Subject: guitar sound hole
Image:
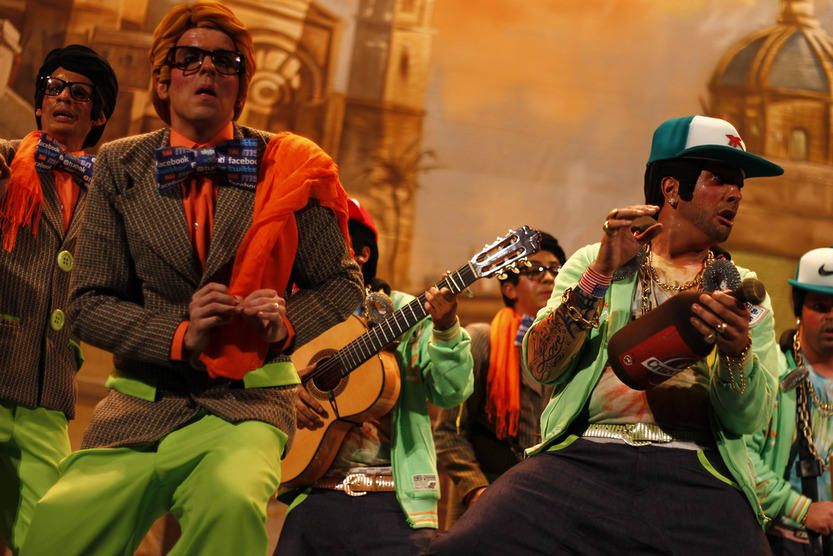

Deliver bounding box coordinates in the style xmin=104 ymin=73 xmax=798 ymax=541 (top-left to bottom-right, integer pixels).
xmin=307 ymin=352 xmax=347 ymax=397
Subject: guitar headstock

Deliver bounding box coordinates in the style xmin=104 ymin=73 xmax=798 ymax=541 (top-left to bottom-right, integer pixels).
xmin=471 ymin=226 xmax=541 ymax=279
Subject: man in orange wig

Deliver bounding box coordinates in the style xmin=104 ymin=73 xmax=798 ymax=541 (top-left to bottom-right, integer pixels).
xmin=21 ymin=2 xmax=362 ymax=555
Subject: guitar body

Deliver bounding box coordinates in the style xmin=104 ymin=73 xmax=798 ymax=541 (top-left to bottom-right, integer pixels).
xmin=282 ymin=315 xmax=401 ymax=487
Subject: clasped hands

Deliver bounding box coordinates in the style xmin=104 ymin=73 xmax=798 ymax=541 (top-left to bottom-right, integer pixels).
xmin=183 ymin=282 xmax=287 ymax=354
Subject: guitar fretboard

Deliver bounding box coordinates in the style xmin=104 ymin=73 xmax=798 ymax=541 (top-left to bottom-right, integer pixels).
xmin=334 ymin=262 xmax=478 ymax=374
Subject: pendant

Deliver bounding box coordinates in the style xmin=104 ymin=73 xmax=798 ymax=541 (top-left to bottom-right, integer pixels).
xmin=781 ymin=365 xmax=809 ymax=392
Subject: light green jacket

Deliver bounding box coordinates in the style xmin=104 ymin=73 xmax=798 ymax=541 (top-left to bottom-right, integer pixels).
xmin=521 ymin=243 xmax=780 ymax=526
xmin=745 ymin=348 xmax=813 ymax=528
xmin=284 ymin=290 xmax=474 ymax=529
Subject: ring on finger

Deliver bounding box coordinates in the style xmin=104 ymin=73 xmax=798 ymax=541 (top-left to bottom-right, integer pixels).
xmin=602 ymin=221 xmax=616 ymax=236
xmin=715 ymin=322 xmax=728 ymax=336
xmin=273 ymin=302 xmax=280 ymax=311
xmin=606 ymin=208 xmax=619 ymax=220
xmin=704 ymin=331 xmax=717 ymax=344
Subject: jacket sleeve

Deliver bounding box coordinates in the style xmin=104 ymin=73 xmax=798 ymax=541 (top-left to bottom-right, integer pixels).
xmin=395 ymin=291 xmax=473 ymax=409
xmin=745 ymin=385 xmax=811 ymax=528
xmin=68 ymin=143 xmax=184 ymax=366
xmin=283 ymin=202 xmax=364 ymax=351
xmin=434 ymin=322 xmax=490 ymax=500
xmin=709 ymin=270 xmax=778 ymax=435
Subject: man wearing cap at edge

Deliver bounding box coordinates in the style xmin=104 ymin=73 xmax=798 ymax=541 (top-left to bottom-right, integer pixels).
xmin=0 ymin=45 xmax=117 ymax=554
xmin=20 ymin=2 xmax=363 ymax=555
xmin=746 ymin=247 xmax=833 ymax=555
xmin=427 ymin=115 xmax=782 ymax=554
xmin=277 ymin=198 xmax=473 ymax=554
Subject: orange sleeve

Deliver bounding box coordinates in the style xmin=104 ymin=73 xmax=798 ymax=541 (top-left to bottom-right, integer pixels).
xmin=170 ymin=320 xmax=190 ymax=361
xmin=276 ymin=316 xmax=295 ymax=353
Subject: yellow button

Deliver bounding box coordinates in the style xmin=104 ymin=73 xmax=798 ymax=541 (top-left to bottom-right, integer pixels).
xmin=57 ymin=250 xmax=73 ymax=272
xmin=50 ymin=309 xmax=65 ymax=331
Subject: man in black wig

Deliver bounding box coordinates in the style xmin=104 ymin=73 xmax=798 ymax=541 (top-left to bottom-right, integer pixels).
xmin=0 ymin=44 xmax=117 ymax=554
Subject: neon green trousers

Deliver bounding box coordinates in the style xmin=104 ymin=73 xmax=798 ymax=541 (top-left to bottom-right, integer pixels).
xmin=0 ymin=401 xmax=70 ymax=555
xmin=21 ymin=413 xmax=286 ymax=556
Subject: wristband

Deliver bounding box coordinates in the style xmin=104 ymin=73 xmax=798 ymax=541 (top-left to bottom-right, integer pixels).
xmin=578 ymin=267 xmax=612 ymax=298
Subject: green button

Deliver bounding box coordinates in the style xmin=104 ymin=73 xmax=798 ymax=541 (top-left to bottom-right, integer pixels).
xmin=50 ymin=309 xmax=65 ymax=331
xmin=57 ymin=250 xmax=73 ymax=272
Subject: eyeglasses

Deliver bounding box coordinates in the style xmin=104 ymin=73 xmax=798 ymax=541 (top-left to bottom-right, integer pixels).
xmin=40 ymin=76 xmax=95 ymax=102
xmin=167 ymin=46 xmax=244 ymax=76
xmin=519 ymin=262 xmax=560 ymax=280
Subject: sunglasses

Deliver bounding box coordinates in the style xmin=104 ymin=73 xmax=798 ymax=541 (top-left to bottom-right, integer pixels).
xmin=167 ymin=46 xmax=244 ymax=76
xmin=41 ymin=76 xmax=95 ymax=102
xmin=519 ymin=262 xmax=561 ymax=280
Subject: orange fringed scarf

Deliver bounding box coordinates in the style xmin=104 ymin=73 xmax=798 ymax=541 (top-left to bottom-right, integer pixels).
xmin=485 ymin=307 xmax=524 ymax=439
xmin=0 ymin=131 xmax=44 ymax=251
xmin=199 ymin=132 xmax=350 ymax=379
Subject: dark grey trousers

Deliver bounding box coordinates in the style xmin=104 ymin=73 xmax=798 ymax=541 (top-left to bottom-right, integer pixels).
xmin=276 ymin=490 xmax=434 ymax=555
xmin=426 ymin=437 xmax=771 ymax=555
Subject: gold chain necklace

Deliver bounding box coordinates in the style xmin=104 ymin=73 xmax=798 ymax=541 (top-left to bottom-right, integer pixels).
xmin=639 ymin=246 xmax=713 ymax=316
xmin=795 ymin=329 xmax=833 ymax=415
xmin=794 ymin=327 xmax=832 ymax=470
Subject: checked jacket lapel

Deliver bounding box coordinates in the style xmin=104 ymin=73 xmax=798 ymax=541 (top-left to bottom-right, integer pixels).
xmin=121 ymin=128 xmax=202 ymax=287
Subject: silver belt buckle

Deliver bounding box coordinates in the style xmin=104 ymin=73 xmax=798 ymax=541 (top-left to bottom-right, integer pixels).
xmin=340 ymin=473 xmax=368 ymax=497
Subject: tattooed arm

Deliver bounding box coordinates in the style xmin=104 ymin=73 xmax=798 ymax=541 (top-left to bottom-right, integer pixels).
xmin=526 ymin=288 xmax=603 ymax=383
xmin=524 ymin=204 xmax=661 ymax=384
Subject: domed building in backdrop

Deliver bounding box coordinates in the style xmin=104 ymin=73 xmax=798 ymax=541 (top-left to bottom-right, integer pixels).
xmin=708 ymin=0 xmax=833 ymax=259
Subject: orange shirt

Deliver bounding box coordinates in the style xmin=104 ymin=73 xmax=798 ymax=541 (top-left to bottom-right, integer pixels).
xmin=168 ymin=124 xmax=294 ymax=361
xmin=53 ymin=147 xmax=86 ymax=231
xmin=169 ymin=124 xmax=233 ymax=361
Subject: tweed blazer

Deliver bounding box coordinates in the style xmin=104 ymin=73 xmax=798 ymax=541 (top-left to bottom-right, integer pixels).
xmin=0 ymin=138 xmax=86 ymax=418
xmin=69 ymin=125 xmax=363 ymax=449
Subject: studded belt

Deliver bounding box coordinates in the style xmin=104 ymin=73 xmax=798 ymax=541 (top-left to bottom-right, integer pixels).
xmin=315 ymin=473 xmax=396 ymax=496
xmin=581 ymin=423 xmax=713 ymax=448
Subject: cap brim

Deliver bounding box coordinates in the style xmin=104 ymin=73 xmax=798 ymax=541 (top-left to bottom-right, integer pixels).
xmin=679 ymin=146 xmax=783 ymax=178
xmin=788 ymin=279 xmax=833 ymax=297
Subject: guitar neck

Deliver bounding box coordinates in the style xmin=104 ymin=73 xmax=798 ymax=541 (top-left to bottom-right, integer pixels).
xmin=336 ymin=262 xmax=478 ymax=374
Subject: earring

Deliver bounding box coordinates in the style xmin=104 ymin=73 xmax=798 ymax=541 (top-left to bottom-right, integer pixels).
xmin=668 ymin=198 xmax=678 ymax=208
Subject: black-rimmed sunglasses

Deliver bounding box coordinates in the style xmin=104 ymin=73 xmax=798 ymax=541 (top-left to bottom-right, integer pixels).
xmin=167 ymin=46 xmax=244 ymax=75
xmin=40 ymin=76 xmax=95 ymax=102
xmin=519 ymin=262 xmax=561 ymax=280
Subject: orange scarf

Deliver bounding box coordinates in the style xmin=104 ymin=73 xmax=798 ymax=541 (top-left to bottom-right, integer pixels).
xmin=1 ymin=131 xmax=43 ymax=251
xmin=486 ymin=307 xmax=523 ymax=439
xmin=199 ymin=132 xmax=350 ymax=379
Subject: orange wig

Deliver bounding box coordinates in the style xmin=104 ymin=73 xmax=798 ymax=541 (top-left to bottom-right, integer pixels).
xmin=149 ymin=0 xmax=255 ymax=123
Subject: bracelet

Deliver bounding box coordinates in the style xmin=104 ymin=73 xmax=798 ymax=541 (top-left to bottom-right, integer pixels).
xmin=561 ymin=288 xmax=601 ymax=330
xmin=719 ymin=337 xmax=751 ymax=395
xmin=800 ymin=507 xmax=809 ymax=527
xmin=578 ymin=268 xmax=612 ymax=299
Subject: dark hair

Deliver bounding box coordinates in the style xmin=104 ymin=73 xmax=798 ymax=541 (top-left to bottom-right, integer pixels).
xmin=643 ymin=158 xmax=702 ymax=210
xmin=35 ymin=45 xmax=119 ymax=148
xmin=499 ymin=231 xmax=566 ymax=307
xmin=792 ymin=287 xmax=806 ymax=318
xmin=348 ymin=220 xmax=378 ymax=287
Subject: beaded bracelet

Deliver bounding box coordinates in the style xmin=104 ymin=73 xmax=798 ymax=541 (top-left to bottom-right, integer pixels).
xmin=720 ymin=338 xmax=751 ymax=395
xmin=561 ymin=288 xmax=601 ymax=330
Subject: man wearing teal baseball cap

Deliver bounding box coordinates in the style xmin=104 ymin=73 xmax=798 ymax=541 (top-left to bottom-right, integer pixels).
xmin=747 ymin=247 xmax=833 ymax=556
xmin=427 ymin=115 xmax=783 ymax=555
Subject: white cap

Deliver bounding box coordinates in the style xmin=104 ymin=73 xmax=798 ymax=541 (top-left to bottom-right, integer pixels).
xmin=789 ymin=247 xmax=833 ymax=296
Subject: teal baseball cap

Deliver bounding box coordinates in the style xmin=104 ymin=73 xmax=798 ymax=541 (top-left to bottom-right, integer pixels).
xmin=788 ymin=247 xmax=833 ymax=296
xmin=647 ymin=115 xmax=783 ymax=178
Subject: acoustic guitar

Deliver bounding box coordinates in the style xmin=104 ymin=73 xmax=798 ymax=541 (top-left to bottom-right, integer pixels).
xmin=282 ymin=226 xmax=541 ymax=487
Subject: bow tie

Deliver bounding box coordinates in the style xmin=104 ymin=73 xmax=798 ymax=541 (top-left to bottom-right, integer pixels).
xmin=155 ymin=139 xmax=258 ymax=192
xmin=34 ymin=134 xmax=95 ymax=188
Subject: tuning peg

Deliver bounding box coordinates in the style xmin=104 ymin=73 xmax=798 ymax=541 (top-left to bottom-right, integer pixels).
xmin=496 ymin=272 xmax=507 ymax=280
